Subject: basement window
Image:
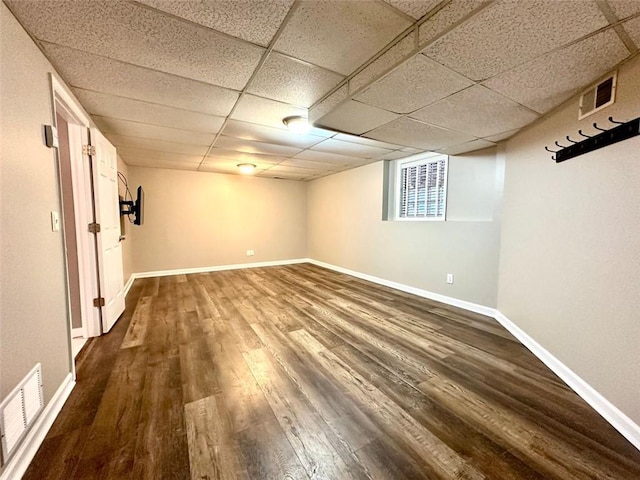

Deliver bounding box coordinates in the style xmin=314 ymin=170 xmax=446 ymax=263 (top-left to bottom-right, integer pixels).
xmin=392 ymin=154 xmax=448 ymax=221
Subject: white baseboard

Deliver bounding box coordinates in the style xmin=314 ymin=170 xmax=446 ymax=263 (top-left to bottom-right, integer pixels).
xmin=0 ymin=373 xmax=75 ymax=480
xmin=493 ymin=311 xmax=640 ymax=451
xmin=133 ymin=258 xmax=309 ymax=279
xmin=308 ymin=258 xmax=640 ymax=452
xmin=307 ymin=259 xmax=495 ymax=317
xmin=123 ymin=274 xmax=135 ymax=297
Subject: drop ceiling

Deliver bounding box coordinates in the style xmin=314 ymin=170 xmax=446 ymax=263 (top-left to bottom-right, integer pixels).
xmin=5 ymin=0 xmax=640 ymax=181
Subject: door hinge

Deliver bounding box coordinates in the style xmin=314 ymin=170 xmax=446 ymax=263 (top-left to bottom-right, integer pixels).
xmin=93 ymin=297 xmax=105 ymax=308
xmin=88 ymin=222 xmax=101 ymax=234
xmin=83 ymin=144 xmax=96 ymax=156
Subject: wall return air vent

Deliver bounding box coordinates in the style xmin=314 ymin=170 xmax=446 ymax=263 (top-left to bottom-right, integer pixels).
xmin=0 ymin=364 xmax=44 ymax=466
xmin=579 ymin=72 xmax=617 ymax=120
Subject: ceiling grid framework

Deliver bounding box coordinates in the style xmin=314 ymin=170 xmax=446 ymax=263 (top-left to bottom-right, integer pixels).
xmin=5 ymin=0 xmax=640 ymax=180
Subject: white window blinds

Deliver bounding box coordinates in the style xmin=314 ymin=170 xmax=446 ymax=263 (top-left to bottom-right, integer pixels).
xmin=398 ymin=156 xmax=447 ymax=220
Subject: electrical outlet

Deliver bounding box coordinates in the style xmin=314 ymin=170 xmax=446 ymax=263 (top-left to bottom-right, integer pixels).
xmin=446 ymin=273 xmax=454 ymax=284
xmin=246 ymin=249 xmax=255 ymax=256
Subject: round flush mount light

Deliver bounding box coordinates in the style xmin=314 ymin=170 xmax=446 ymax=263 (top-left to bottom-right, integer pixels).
xmin=283 ymin=116 xmax=311 ymax=134
xmin=237 ymin=163 xmax=256 ymax=175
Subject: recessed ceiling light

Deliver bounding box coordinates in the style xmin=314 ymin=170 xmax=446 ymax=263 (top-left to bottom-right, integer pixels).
xmin=237 ymin=163 xmax=256 ymax=174
xmin=283 ymin=116 xmax=311 ymax=134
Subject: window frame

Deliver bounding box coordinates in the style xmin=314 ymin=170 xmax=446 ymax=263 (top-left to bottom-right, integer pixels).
xmin=393 ymin=153 xmax=449 ymax=222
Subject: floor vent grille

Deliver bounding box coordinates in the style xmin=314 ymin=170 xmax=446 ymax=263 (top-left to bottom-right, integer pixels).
xmin=0 ymin=363 xmax=44 ymax=466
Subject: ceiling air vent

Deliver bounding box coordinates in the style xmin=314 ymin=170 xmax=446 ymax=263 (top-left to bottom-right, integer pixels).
xmin=579 ymin=72 xmax=617 ymax=120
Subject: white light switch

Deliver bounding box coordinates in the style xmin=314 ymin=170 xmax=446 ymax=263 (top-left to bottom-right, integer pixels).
xmin=51 ymin=211 xmax=61 ymax=232
xmin=446 ymin=273 xmax=454 ymax=284
xmin=246 ymin=249 xmax=255 ymax=256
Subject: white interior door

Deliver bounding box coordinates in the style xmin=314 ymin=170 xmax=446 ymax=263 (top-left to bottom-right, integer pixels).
xmin=89 ymin=128 xmax=125 ymax=333
xmin=67 ymin=122 xmax=101 ymax=338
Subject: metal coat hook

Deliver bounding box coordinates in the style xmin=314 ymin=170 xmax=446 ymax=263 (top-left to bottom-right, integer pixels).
xmin=550 ymin=115 xmax=639 ymax=163
xmin=548 ymin=116 xmax=639 ymax=163
xmin=578 ymin=130 xmax=591 ymax=138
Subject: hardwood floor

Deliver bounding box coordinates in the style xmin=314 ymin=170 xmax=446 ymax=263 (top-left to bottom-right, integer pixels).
xmin=24 ymin=263 xmax=640 ymax=479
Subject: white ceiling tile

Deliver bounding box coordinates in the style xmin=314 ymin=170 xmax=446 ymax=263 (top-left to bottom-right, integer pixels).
xmin=124 ymin=157 xmax=200 ymax=171
xmin=622 ymin=16 xmax=640 ymax=45
xmin=483 ymin=129 xmax=521 ymax=143
xmin=278 ymin=158 xmax=338 ymax=169
xmin=42 ymin=42 xmax=239 ymax=116
xmin=221 ymin=120 xmax=326 ymax=149
xmin=314 ymin=100 xmax=400 ymax=135
xmin=94 ymin=117 xmax=216 ymax=145
xmin=306 ymin=126 xmax=337 ymax=138
xmin=423 ymin=0 xmax=609 ymax=80
xmin=309 ymin=84 xmax=348 ymax=123
xmin=74 ymin=89 xmax=225 ymax=133
xmin=231 ymin=94 xmax=307 ymax=129
xmin=206 ymin=149 xmax=283 ymax=165
xmin=437 ymin=139 xmax=496 ymax=155
xmin=104 ymin=134 xmax=210 ymax=155
xmin=116 ymin=146 xmax=204 ymax=164
xmin=198 ymin=163 xmax=248 ymax=175
xmin=274 ymin=0 xmax=412 ymax=75
xmin=214 ymin=136 xmax=303 ymax=157
xmin=134 ymin=0 xmax=295 ymax=46
xmin=607 ymin=1 xmax=640 ymax=20
xmin=6 ymin=0 xmax=264 ymax=89
xmin=376 ymin=150 xmax=422 ymax=160
xmin=294 ymin=150 xmax=364 ymax=165
xmin=419 ymin=0 xmax=486 ymax=46
xmin=264 ymin=164 xmax=327 ymax=175
xmin=483 ymin=29 xmax=629 ymax=114
xmin=310 ymin=138 xmax=392 ymax=159
xmin=350 ymin=32 xmax=415 ymax=94
xmin=332 ymin=133 xmax=405 ymax=150
xmin=364 ymin=117 xmax=475 ymax=150
xmin=247 ymin=52 xmax=344 ymax=107
xmin=256 ymin=170 xmax=310 ymax=181
xmin=410 ymin=85 xmax=539 ymax=137
xmin=354 ymin=55 xmax=474 ymax=113
xmin=384 ymin=0 xmax=442 ymax=20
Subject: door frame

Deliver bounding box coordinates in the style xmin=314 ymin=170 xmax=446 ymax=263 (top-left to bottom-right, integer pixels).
xmin=49 ymin=75 xmax=102 ymax=352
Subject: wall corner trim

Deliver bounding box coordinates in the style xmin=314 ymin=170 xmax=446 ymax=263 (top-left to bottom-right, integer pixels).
xmin=0 ymin=373 xmax=75 ymax=480
xmin=309 ymin=258 xmax=640 ymax=452
xmin=493 ymin=311 xmax=640 ymax=451
xmin=132 ymin=258 xmax=310 ymax=279
xmin=123 ymin=274 xmax=135 ymax=297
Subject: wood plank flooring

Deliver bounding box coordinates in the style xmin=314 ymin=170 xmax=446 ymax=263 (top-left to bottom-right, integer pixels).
xmin=24 ymin=263 xmax=640 ymax=479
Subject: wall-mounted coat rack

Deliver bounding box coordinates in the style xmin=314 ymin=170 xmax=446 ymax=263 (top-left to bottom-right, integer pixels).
xmin=545 ymin=116 xmax=640 ymax=163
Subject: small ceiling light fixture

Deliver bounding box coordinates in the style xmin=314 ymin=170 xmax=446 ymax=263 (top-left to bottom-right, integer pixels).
xmin=283 ymin=115 xmax=311 ymax=134
xmin=237 ymin=163 xmax=256 ymax=174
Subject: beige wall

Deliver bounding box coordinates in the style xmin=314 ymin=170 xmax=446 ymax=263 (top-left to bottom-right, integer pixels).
xmin=0 ymin=3 xmax=71 ymax=403
xmin=307 ymin=149 xmax=503 ymax=307
xmin=127 ymin=167 xmax=308 ymax=273
xmin=498 ymin=56 xmax=640 ymax=424
xmin=117 ymin=155 xmax=134 ymax=283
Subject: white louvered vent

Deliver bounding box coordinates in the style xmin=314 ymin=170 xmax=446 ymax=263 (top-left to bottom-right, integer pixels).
xmin=0 ymin=364 xmax=44 ymax=466
xmin=579 ymin=72 xmax=617 ymax=120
